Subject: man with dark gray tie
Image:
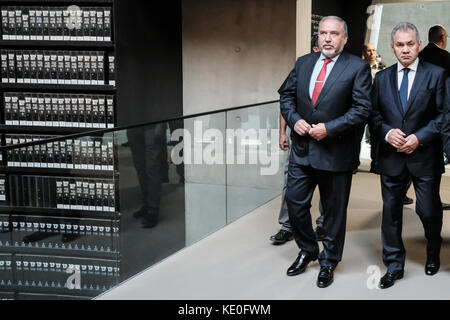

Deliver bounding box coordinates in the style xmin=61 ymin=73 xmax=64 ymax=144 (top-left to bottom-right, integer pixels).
xmin=370 ymin=22 xmax=446 ymax=289
xmin=279 ymin=16 xmax=372 ymax=288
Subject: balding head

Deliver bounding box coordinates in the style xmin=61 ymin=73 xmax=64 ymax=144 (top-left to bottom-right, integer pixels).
xmin=428 ymin=25 xmax=448 ymax=49
xmin=362 ymin=43 xmax=377 ymax=65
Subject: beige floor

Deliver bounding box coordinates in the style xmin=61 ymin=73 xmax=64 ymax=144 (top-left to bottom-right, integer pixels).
xmin=98 ymin=171 xmax=450 ymax=300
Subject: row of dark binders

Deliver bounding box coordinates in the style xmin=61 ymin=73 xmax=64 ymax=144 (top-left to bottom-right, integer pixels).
xmin=3 ymin=93 xmax=115 ymax=128
xmin=1 ymin=6 xmax=112 ymax=42
xmin=0 ymin=255 xmax=119 ymax=294
xmin=6 ymin=175 xmax=116 ymax=213
xmin=0 ymin=215 xmax=119 ymax=254
xmin=4 ymin=135 xmax=114 ymax=171
xmin=1 ymin=50 xmax=115 ymax=85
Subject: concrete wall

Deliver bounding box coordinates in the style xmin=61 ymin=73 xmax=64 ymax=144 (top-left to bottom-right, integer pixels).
xmin=182 ymin=0 xmax=297 ymax=116
xmin=181 ymin=1 xmax=296 ymax=245
xmin=373 ymin=0 xmax=449 ymax=3
xmin=375 ymin=1 xmax=450 ymax=67
xmin=297 ymin=0 xmax=312 ymax=57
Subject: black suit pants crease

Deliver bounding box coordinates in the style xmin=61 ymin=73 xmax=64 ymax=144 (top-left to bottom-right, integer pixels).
xmin=381 ymin=169 xmax=443 ymax=273
xmin=285 ymin=163 xmax=353 ymax=268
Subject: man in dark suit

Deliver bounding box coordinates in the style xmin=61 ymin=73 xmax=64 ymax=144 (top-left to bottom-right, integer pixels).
xmin=442 ymin=78 xmax=450 ymax=160
xmin=370 ymin=22 xmax=446 ymax=289
xmin=270 ymin=36 xmax=325 ymax=245
xmin=419 ymin=25 xmax=450 ymax=210
xmin=419 ymin=25 xmax=450 ymax=75
xmin=279 ymin=16 xmax=372 ymax=288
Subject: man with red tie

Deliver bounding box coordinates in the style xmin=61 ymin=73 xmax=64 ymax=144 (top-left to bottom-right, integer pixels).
xmin=279 ymin=16 xmax=372 ymax=288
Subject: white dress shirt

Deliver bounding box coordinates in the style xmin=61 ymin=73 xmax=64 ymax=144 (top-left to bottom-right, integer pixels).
xmin=396 ymin=57 xmax=419 ymax=100
xmin=385 ymin=58 xmax=419 ymax=142
xmin=309 ymin=53 xmax=341 ymax=99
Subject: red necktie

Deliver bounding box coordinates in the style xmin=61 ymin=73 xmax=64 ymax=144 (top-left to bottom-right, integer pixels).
xmin=312 ymin=58 xmax=333 ymax=105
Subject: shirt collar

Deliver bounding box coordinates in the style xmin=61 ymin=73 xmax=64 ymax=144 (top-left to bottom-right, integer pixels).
xmin=319 ymin=52 xmax=341 ymax=63
xmin=397 ymin=58 xmax=419 ymax=73
xmin=432 ymin=42 xmax=441 ymax=49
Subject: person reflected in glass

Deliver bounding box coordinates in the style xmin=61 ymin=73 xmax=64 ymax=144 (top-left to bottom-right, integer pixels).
xmin=127 ymin=123 xmax=168 ymax=228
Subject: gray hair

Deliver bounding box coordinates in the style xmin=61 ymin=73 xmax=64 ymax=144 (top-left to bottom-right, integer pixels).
xmin=391 ymin=22 xmax=420 ymax=43
xmin=319 ymin=16 xmax=348 ymax=36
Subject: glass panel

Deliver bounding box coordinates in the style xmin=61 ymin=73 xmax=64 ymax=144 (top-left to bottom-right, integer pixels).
xmin=0 ymin=132 xmax=120 ymax=299
xmin=116 ymin=120 xmax=186 ymax=280
xmin=226 ymin=102 xmax=286 ymax=223
xmin=183 ymin=113 xmax=226 ymax=246
xmin=0 ymin=101 xmax=280 ymax=299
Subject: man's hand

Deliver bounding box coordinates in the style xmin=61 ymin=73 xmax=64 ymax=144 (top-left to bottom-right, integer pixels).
xmin=279 ymin=133 xmax=290 ymax=151
xmin=294 ymin=119 xmax=311 ymax=136
xmin=397 ymin=134 xmax=420 ymax=155
xmin=309 ymin=123 xmax=328 ymax=141
xmin=387 ymin=129 xmax=407 ymax=149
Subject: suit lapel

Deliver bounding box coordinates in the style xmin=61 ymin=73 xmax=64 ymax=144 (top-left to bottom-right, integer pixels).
xmin=404 ymin=61 xmax=426 ymax=116
xmin=314 ymin=52 xmax=350 ymax=106
xmin=300 ymin=53 xmax=320 ymax=103
xmin=389 ymin=66 xmax=404 ymax=116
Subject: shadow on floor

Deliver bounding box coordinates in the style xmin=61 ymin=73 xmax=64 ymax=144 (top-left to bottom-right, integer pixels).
xmin=403 ymin=238 xmax=450 ymax=272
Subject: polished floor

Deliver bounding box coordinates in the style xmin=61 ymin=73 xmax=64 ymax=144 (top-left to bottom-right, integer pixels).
xmin=98 ymin=169 xmax=450 ymax=300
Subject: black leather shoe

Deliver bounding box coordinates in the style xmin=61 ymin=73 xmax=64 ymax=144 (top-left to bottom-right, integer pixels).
xmin=379 ymin=270 xmax=404 ymax=289
xmin=133 ymin=207 xmax=147 ymax=218
xmin=287 ymin=251 xmax=315 ymax=276
xmin=403 ymin=196 xmax=414 ymax=205
xmin=317 ymin=266 xmax=334 ymax=288
xmin=442 ymin=202 xmax=450 ymax=211
xmin=141 ymin=215 xmax=159 ymax=228
xmin=425 ymin=258 xmax=440 ymax=276
xmin=23 ymin=232 xmax=53 ymax=244
xmin=270 ymin=230 xmax=293 ymax=244
xmin=315 ymin=226 xmax=326 ymax=241
xmin=61 ymin=234 xmax=81 ymax=243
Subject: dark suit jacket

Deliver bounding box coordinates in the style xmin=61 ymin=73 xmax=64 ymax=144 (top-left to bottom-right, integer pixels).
xmin=370 ymin=61 xmax=446 ymax=177
xmin=442 ymin=78 xmax=450 ymax=158
xmin=419 ymin=43 xmax=450 ymax=75
xmin=279 ymin=51 xmax=372 ymax=172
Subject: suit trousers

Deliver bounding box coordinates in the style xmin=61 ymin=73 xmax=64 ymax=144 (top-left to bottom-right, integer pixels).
xmin=285 ymin=163 xmax=352 ymax=268
xmin=127 ymin=124 xmax=168 ymax=218
xmin=279 ymin=146 xmax=324 ymax=232
xmin=381 ymin=169 xmax=443 ymax=273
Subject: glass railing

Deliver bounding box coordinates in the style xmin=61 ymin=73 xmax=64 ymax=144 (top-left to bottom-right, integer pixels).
xmin=0 ymin=100 xmax=286 ymax=300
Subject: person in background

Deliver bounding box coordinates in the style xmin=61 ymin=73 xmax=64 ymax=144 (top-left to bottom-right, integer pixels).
xmin=419 ymin=25 xmax=450 ymax=75
xmin=362 ymin=43 xmax=386 ymax=79
xmin=312 ymin=35 xmax=320 ymax=53
xmin=442 ymin=78 xmax=450 ymax=160
xmin=419 ymin=24 xmax=450 ymax=210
